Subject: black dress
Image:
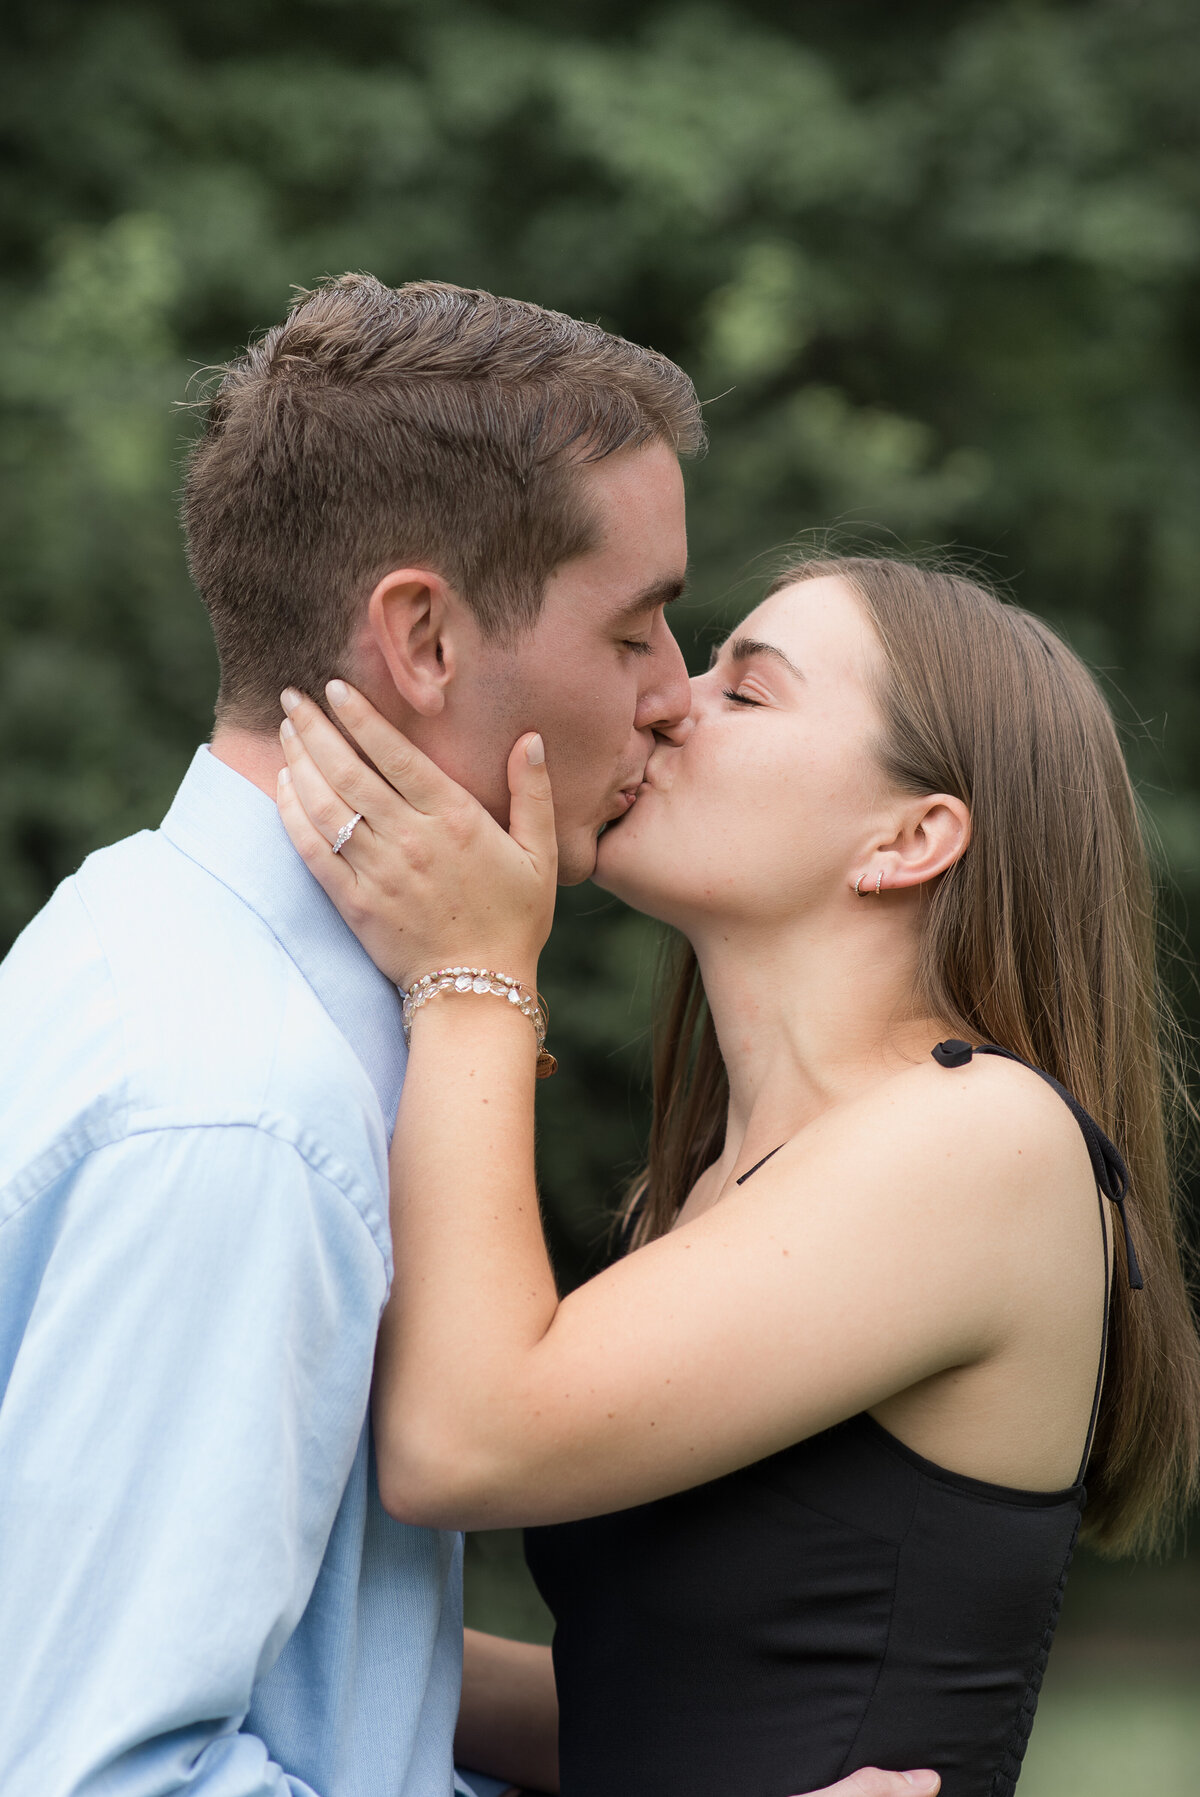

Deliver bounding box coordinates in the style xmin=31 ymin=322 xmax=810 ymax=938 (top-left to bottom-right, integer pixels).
xmin=524 ymin=1044 xmax=1142 ymax=1797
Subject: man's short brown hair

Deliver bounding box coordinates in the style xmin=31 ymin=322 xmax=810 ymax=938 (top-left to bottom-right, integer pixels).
xmin=182 ymin=275 xmax=705 ymax=728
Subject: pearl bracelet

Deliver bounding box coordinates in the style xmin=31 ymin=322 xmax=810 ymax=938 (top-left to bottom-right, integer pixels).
xmin=399 ymin=966 xmax=557 ymax=1079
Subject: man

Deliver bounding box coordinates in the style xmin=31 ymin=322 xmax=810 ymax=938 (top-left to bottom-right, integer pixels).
xmin=0 ymin=275 xmax=938 ymax=1797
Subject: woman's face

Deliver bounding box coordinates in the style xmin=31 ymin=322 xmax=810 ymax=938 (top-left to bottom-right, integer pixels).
xmin=594 ymin=575 xmax=895 ymax=930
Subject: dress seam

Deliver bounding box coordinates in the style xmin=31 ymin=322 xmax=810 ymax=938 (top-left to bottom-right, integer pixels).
xmin=987 ymin=1508 xmax=1082 ymax=1797
xmin=835 ymin=1463 xmax=922 ymax=1781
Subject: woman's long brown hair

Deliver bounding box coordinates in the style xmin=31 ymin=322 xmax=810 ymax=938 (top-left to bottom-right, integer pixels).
xmin=628 ymin=555 xmax=1200 ymax=1557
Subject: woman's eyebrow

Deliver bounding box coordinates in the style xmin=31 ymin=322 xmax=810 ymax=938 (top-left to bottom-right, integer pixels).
xmin=710 ymin=635 xmax=805 ymax=680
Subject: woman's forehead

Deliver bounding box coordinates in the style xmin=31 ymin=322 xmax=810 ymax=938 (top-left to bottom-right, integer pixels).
xmin=736 ymin=576 xmax=878 ymax=676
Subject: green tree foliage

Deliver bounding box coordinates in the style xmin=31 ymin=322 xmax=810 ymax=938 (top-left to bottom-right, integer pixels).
xmin=2 ymin=0 xmax=1199 ymax=1273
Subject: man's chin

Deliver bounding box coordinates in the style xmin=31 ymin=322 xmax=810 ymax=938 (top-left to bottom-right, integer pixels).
xmin=559 ymin=802 xmax=649 ymax=890
xmin=588 ymin=821 xmax=638 ymax=900
xmin=554 ymin=828 xmax=602 ymax=888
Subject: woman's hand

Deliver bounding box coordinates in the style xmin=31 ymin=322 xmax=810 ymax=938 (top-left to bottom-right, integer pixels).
xmin=800 ymin=1773 xmax=939 ymax=1797
xmin=275 ymin=681 xmax=558 ymax=990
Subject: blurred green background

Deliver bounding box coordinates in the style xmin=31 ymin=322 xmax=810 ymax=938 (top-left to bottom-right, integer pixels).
xmin=3 ymin=1 xmax=1199 ymax=1789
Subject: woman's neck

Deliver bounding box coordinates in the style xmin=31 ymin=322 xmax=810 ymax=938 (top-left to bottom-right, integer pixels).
xmin=691 ymin=895 xmax=944 ymax=1180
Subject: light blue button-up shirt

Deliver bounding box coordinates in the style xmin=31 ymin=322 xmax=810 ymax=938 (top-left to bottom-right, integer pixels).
xmin=0 ymin=747 xmax=503 ymax=1797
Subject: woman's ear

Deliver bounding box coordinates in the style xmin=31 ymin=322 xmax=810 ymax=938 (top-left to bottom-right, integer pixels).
xmin=365 ymin=568 xmax=463 ymax=717
xmin=878 ymin=792 xmax=971 ymax=892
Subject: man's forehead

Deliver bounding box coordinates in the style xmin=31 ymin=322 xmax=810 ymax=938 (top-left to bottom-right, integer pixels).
xmin=579 ymin=438 xmax=687 ymax=536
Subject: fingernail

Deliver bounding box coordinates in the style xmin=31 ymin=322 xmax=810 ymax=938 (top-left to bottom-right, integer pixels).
xmin=526 ymin=733 xmax=545 ymax=766
xmin=281 ymin=688 xmax=301 ymax=715
xmin=278 ymin=767 xmax=291 ymax=787
xmin=280 ymin=718 xmax=296 ymax=740
xmin=326 ymin=679 xmax=349 ymax=707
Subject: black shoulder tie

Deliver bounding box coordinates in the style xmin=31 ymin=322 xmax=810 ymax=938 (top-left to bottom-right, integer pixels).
xmin=931 ymin=1038 xmax=974 ymax=1069
xmin=930 ymin=1040 xmax=1144 ymax=1291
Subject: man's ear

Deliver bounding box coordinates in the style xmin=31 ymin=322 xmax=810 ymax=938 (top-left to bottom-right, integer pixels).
xmin=876 ymin=792 xmax=971 ymax=892
xmin=365 ymin=568 xmax=466 ymax=717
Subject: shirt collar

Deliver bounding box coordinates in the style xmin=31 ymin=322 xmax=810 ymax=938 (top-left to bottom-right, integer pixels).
xmin=160 ymin=746 xmax=406 ymax=1122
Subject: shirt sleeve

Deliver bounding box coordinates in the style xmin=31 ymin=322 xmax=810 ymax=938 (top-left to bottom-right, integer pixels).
xmin=0 ymin=1123 xmax=388 ymax=1797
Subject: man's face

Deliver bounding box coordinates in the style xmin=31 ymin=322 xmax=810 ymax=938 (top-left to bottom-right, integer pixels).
xmin=434 ymin=440 xmax=693 ymax=884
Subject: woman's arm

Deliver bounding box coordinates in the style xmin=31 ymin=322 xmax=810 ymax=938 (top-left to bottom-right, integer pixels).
xmin=457 ymin=1630 xmax=558 ymax=1795
xmin=374 ymin=991 xmax=1038 ymax=1526
xmin=278 ymin=689 xmax=1067 ymax=1528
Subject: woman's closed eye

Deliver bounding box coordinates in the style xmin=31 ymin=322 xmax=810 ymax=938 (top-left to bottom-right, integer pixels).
xmin=722 ymin=687 xmax=762 ymax=706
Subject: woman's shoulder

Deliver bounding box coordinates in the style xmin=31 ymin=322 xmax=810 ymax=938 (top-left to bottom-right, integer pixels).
xmin=902 ymin=1041 xmax=1077 ymax=1117
xmin=895 ymin=1043 xmax=1087 ymax=1154
xmin=789 ymin=1043 xmax=1097 ymax=1229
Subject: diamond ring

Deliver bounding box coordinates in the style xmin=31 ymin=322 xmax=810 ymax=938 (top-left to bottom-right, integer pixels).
xmin=331 ymin=812 xmax=363 ymax=855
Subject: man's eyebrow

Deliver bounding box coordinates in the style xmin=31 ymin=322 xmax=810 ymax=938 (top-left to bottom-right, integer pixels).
xmin=611 ymin=575 xmax=688 ymax=623
xmin=709 ymin=634 xmax=805 ymax=680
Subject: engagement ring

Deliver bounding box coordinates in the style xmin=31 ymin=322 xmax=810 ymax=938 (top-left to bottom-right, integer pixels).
xmin=331 ymin=812 xmax=363 ymax=855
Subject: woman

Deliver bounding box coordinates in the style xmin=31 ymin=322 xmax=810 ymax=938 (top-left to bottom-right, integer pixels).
xmin=275 ymin=556 xmax=1200 ymax=1796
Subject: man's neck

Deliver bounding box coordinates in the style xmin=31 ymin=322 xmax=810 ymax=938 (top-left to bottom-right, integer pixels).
xmin=208 ymin=726 xmax=286 ymax=800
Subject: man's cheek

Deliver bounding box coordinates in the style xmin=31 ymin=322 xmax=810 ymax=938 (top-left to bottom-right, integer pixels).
xmin=549 ymin=712 xmax=623 ymax=773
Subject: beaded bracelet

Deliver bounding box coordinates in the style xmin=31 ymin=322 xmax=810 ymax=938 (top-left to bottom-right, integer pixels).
xmin=399 ymin=965 xmax=557 ymax=1078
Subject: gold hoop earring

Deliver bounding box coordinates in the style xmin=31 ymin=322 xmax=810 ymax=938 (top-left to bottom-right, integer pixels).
xmin=875 ymin=871 xmax=883 ymax=896
xmin=854 ymin=874 xmax=866 ymax=896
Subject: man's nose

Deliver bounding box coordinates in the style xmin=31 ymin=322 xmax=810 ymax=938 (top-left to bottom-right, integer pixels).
xmin=636 ymin=614 xmax=694 ymax=744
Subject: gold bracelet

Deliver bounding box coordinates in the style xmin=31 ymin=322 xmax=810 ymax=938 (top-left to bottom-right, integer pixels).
xmin=399 ymin=966 xmax=557 ymax=1078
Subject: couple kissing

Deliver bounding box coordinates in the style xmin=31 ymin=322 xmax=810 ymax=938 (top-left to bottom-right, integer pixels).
xmin=1 ymin=273 xmax=1197 ymax=1797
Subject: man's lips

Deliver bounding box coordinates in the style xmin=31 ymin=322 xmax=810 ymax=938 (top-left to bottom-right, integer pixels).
xmin=601 ymin=781 xmax=645 ymax=829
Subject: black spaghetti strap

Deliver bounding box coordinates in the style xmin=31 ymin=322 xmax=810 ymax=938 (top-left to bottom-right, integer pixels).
xmin=932 ymin=1038 xmax=1127 ymax=1483
xmin=624 ymin=1142 xmax=786 ymax=1242
xmin=1077 ymin=1163 xmax=1113 ymax=1483
xmin=736 ymin=1144 xmax=784 ymax=1185
xmin=931 ymin=1040 xmax=1143 ymax=1290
